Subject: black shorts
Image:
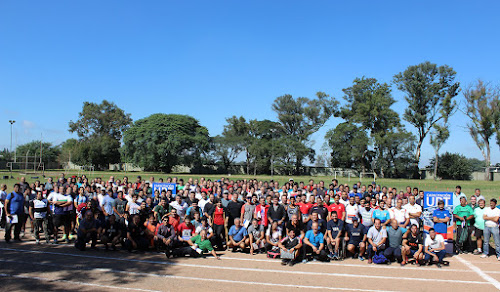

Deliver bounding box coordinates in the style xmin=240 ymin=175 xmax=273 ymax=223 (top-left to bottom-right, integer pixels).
xmin=475 ymin=227 xmax=484 ymax=238
xmin=53 ymin=214 xmax=70 ymax=228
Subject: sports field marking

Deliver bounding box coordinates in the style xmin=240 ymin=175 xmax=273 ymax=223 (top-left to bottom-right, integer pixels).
xmin=0 ymin=259 xmax=398 ymax=292
xmin=220 ymin=256 xmax=472 ymax=273
xmin=0 ymin=247 xmax=489 ymax=285
xmin=0 ymin=272 xmax=161 ymax=292
xmin=456 ymin=256 xmax=500 ymax=291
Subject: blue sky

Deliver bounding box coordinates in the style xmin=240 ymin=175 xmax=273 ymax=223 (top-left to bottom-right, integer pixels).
xmin=1 ymin=1 xmax=499 ymax=167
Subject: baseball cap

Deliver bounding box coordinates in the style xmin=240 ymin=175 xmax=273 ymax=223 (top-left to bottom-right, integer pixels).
xmin=289 ymin=178 xmax=294 ymax=182
xmin=353 ymin=184 xmax=358 ymax=189
xmin=352 ymin=217 xmax=359 ymax=221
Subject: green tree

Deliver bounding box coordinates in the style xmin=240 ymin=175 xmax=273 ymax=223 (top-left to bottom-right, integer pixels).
xmin=429 ymin=152 xmax=472 ymax=180
xmin=122 ymin=114 xmax=210 ymax=173
xmin=212 ymin=135 xmax=242 ymax=172
xmin=340 ymin=77 xmax=401 ymax=176
xmin=325 ymin=122 xmax=369 ymax=170
xmin=272 ymin=92 xmax=338 ymax=174
xmin=68 ymin=100 xmax=132 ymax=168
xmin=429 ymin=124 xmax=450 ymax=180
xmin=15 ymin=140 xmax=61 ymax=164
xmin=393 ymin=61 xmax=459 ymax=167
xmin=464 ymin=80 xmax=499 ymax=180
xmin=375 ymin=128 xmax=418 ymax=178
xmin=222 ymin=116 xmax=252 ymax=174
xmin=69 ymin=100 xmax=132 ymax=140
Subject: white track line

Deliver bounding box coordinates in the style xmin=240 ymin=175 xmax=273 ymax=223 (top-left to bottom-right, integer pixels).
xmin=0 ymin=258 xmax=395 ymax=292
xmin=0 ymin=247 xmax=488 ymax=285
xmin=0 ymin=272 xmax=160 ymax=292
xmin=220 ymin=256 xmax=471 ymax=272
xmin=456 ymin=256 xmax=500 ymax=291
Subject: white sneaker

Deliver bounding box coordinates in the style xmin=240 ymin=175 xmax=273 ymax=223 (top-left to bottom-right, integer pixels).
xmin=497 ymin=257 xmax=500 ymax=261
xmin=480 ymin=254 xmax=488 ymax=258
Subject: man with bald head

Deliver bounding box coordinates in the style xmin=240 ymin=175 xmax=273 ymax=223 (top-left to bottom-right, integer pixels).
xmin=303 ymin=221 xmax=328 ymax=262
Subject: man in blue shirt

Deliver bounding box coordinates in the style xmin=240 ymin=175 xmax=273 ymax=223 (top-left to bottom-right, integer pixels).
xmin=228 ymin=218 xmax=249 ymax=252
xmin=303 ymin=222 xmax=328 ymax=262
xmin=4 ymin=184 xmax=25 ymax=243
xmin=432 ymin=200 xmax=451 ymax=240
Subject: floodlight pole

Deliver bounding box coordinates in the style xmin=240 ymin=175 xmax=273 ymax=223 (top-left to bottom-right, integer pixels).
xmin=9 ymin=120 xmax=15 ymax=153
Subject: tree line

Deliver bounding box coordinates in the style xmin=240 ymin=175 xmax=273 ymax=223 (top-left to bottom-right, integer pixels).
xmin=5 ymin=61 xmax=500 ymax=179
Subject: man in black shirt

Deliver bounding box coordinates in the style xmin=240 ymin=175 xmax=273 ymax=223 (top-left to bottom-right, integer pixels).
xmin=326 ymin=211 xmax=344 ymax=260
xmin=267 ymin=196 xmax=286 ymax=229
xmin=278 ymin=229 xmax=302 ymax=266
xmin=309 ymin=198 xmax=328 ymax=221
xmin=226 ymin=194 xmax=243 ymax=228
xmin=101 ymin=214 xmax=122 ymax=250
xmin=286 ymin=214 xmax=305 ymax=241
xmin=125 ymin=214 xmax=148 ymax=252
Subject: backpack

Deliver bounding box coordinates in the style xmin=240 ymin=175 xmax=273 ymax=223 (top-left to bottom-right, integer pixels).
xmin=372 ymin=254 xmax=388 ymax=264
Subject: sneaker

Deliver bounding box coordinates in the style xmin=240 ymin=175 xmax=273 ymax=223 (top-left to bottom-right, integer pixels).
xmin=53 ymin=239 xmax=58 ymax=245
xmin=473 ymin=250 xmax=481 ymax=255
xmin=68 ymin=234 xmax=75 ymax=240
xmin=281 ymin=260 xmax=288 ymax=266
xmin=61 ymin=234 xmax=67 ymax=241
xmin=436 ymin=263 xmax=442 ymax=268
xmin=165 ymin=250 xmax=171 ymax=259
xmin=36 ymin=239 xmax=40 ymax=245
xmin=302 ymin=259 xmax=308 ymax=264
xmin=65 ymin=238 xmax=70 ymax=244
xmin=497 ymin=257 xmax=500 ymax=261
xmin=480 ymin=254 xmax=488 ymax=258
xmin=328 ymin=253 xmax=334 ymax=259
xmin=358 ymin=256 xmax=365 ymax=261
xmin=288 ymin=260 xmax=295 ymax=266
xmin=367 ymin=258 xmax=372 ymax=264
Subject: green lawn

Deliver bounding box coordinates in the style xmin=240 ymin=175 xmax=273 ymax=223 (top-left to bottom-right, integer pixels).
xmin=0 ymin=169 xmax=497 ymax=201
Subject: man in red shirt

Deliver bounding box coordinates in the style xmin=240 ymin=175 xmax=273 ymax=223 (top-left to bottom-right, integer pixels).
xmin=328 ymin=194 xmax=346 ymax=221
xmin=254 ymin=197 xmax=269 ymax=227
xmin=297 ymin=195 xmax=313 ymax=223
xmin=177 ymin=215 xmax=195 ymax=244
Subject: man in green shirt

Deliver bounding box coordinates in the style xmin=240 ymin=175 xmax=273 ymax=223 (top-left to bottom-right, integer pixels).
xmin=153 ymin=198 xmax=170 ymax=222
xmin=473 ymin=199 xmax=486 ymax=255
xmin=171 ymin=230 xmax=220 ymax=259
xmin=453 ymin=197 xmax=474 ymax=254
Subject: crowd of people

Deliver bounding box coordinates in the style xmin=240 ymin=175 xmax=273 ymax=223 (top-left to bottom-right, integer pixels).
xmin=1 ymin=174 xmax=500 ymax=268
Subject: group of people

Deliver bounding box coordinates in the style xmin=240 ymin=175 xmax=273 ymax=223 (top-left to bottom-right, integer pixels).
xmin=1 ymin=175 xmax=500 ymax=268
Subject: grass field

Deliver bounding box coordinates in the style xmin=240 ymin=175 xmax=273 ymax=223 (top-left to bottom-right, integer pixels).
xmin=1 ymin=169 xmax=498 ymax=201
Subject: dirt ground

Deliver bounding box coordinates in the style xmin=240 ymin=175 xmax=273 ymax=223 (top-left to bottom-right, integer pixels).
xmin=1 ymin=232 xmax=499 ymax=292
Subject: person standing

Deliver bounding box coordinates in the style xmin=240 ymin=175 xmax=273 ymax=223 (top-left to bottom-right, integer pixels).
xmin=4 ymin=184 xmax=25 ymax=243
xmin=473 ymin=199 xmax=486 ymax=255
xmin=453 ymin=196 xmax=474 ymax=254
xmin=29 ymin=191 xmax=50 ymax=244
xmin=481 ymin=199 xmax=500 ymax=260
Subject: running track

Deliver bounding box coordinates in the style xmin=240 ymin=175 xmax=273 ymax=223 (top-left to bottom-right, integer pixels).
xmin=1 ymin=238 xmax=500 ymax=291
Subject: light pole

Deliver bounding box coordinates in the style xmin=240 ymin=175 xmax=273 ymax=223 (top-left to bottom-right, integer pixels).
xmin=9 ymin=120 xmax=15 ymax=153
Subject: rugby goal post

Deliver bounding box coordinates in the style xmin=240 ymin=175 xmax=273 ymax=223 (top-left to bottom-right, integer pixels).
xmin=359 ymin=172 xmax=377 ymax=181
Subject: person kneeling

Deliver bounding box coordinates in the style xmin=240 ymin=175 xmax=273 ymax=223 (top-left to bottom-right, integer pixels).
xmin=278 ymin=229 xmax=302 ymax=266
xmin=303 ymin=222 xmax=329 ymax=262
xmin=75 ymin=210 xmax=97 ymax=251
xmin=172 ymin=229 xmax=220 ymax=259
xmin=424 ymin=228 xmax=446 ymax=268
xmin=227 ymin=218 xmax=249 ymax=252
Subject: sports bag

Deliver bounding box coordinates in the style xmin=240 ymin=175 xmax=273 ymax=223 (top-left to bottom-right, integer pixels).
xmin=372 ymin=254 xmax=388 ymax=264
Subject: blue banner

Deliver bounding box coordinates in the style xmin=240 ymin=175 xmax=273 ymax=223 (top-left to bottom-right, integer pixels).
xmin=152 ymin=183 xmax=177 ymax=195
xmin=422 ymin=191 xmax=453 ymax=238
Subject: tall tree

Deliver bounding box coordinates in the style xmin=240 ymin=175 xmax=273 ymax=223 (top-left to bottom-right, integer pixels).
xmin=69 ymin=100 xmax=132 ymax=140
xmin=212 ymin=135 xmax=242 ymax=172
xmin=15 ymin=140 xmax=61 ymax=163
xmin=272 ymin=92 xmax=338 ymax=174
xmin=340 ymin=77 xmax=400 ymax=176
xmin=325 ymin=122 xmax=369 ymax=170
xmin=68 ymin=100 xmax=132 ymax=168
xmin=222 ymin=116 xmax=252 ymax=174
xmin=464 ymin=80 xmax=500 ymax=180
xmin=393 ymin=61 xmax=459 ymax=167
xmin=122 ymin=114 xmax=210 ymax=173
xmin=429 ymin=124 xmax=450 ymax=179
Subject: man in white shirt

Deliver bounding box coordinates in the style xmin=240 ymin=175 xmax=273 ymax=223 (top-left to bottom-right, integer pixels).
xmin=481 ymin=198 xmax=500 ymax=260
xmin=345 ymin=197 xmax=359 ymax=224
xmin=391 ymin=198 xmax=410 ymax=230
xmin=424 ymin=228 xmax=446 ymax=268
xmin=404 ymin=195 xmax=422 ymax=227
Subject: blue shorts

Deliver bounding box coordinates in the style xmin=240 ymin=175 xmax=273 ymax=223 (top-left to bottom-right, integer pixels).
xmin=409 ymin=249 xmax=418 ymax=257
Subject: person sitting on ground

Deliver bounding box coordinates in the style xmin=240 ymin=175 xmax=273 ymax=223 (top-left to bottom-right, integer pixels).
xmin=75 ymin=210 xmax=97 ymax=251
xmin=402 ymin=224 xmax=424 ymax=266
xmin=303 ymin=222 xmax=329 ymax=262
xmin=248 ymin=218 xmax=265 ymax=255
xmin=366 ymin=218 xmax=387 ymax=264
xmin=177 ymin=215 xmax=196 ymax=245
xmin=101 ymin=214 xmax=122 ymax=251
xmin=156 ymin=215 xmax=177 ymax=258
xmin=385 ymin=219 xmax=403 ymax=264
xmin=344 ymin=217 xmax=367 ymax=261
xmin=424 ymin=228 xmax=446 ymax=268
xmin=326 ymin=210 xmax=344 ymax=260
xmin=227 ymin=218 xmax=249 ymax=252
xmin=265 ymin=221 xmax=282 ymax=251
xmin=125 ymin=214 xmax=149 ymax=252
xmin=278 ymin=229 xmax=302 ymax=266
xmin=171 ymin=229 xmax=220 ymax=259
